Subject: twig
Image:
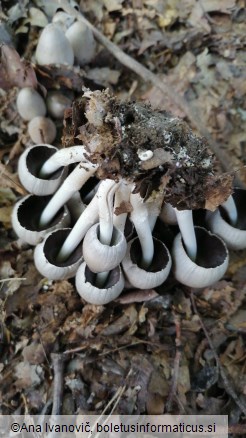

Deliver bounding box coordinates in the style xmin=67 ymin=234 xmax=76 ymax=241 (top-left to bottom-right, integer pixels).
xmin=0 ymin=162 xmax=27 ymax=195
xmin=190 ymin=291 xmax=246 ymax=416
xmin=0 ymin=277 xmax=26 ymax=283
xmin=166 ymin=312 xmax=182 ymax=412
xmin=51 ymin=353 xmax=65 ymax=415
xmin=57 ymin=0 xmax=245 ymax=188
xmin=88 ymin=369 xmax=131 ymax=438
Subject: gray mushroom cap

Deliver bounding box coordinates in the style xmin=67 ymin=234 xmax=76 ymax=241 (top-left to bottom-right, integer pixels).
xmin=207 ymin=189 xmax=246 ymax=250
xmin=82 ymin=223 xmax=127 ymax=273
xmin=12 ymin=194 xmax=70 ymax=245
xmin=75 ymin=263 xmax=124 ymax=305
xmin=122 ymin=236 xmax=172 ymax=289
xmin=18 ymin=144 xmax=66 ymax=196
xmin=34 ymin=228 xmax=83 ymax=280
xmin=172 ymin=226 xmax=229 ymax=288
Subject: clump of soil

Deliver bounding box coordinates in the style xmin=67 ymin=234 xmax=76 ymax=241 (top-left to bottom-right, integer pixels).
xmin=63 ymin=89 xmax=233 ymax=210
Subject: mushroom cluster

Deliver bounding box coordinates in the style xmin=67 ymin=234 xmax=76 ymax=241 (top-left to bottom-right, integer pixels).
xmin=15 ymin=3 xmax=96 ymax=144
xmin=12 ymin=89 xmax=246 ymax=305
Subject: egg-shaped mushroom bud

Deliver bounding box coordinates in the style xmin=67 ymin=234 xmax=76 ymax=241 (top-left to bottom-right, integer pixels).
xmin=83 ymin=223 xmax=127 ymax=273
xmin=28 ymin=117 xmax=57 ymax=144
xmin=12 ymin=194 xmax=70 ymax=245
xmin=75 ymin=262 xmax=124 ymax=305
xmin=18 ymin=144 xmax=67 ymax=196
xmin=34 ymin=228 xmax=83 ymax=280
xmin=122 ymin=237 xmax=172 ymax=289
xmin=35 ymin=23 xmax=74 ymax=66
xmin=207 ymin=190 xmax=246 ymax=250
xmin=46 ymin=91 xmax=72 ymax=119
xmin=65 ymin=21 xmax=96 ymax=66
xmin=16 ymin=87 xmax=46 ymax=121
xmin=172 ymin=226 xmax=229 ymax=288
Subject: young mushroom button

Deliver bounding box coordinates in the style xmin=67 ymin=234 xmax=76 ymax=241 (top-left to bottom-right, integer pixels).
xmin=35 ymin=23 xmax=74 ymax=66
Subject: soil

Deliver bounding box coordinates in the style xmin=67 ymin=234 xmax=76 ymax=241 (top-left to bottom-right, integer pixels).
xmin=0 ymin=0 xmax=246 ymax=434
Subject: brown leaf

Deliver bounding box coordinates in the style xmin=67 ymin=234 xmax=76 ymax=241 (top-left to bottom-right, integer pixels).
xmin=114 ymin=201 xmax=133 ymax=216
xmin=116 ymin=289 xmax=158 ymax=304
xmin=205 ymin=174 xmax=233 ymax=211
xmin=0 ymin=44 xmax=37 ymax=90
xmin=0 ymin=163 xmax=27 ymax=195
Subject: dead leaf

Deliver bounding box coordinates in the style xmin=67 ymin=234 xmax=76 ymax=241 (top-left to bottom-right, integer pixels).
xmin=86 ymin=67 xmax=121 ymax=86
xmin=0 ymin=44 xmax=37 ymax=90
xmin=103 ymin=0 xmax=124 ymax=12
xmin=205 ymin=174 xmax=233 ymax=211
xmin=116 ymin=289 xmax=158 ymax=304
xmin=14 ymin=362 xmax=44 ymax=389
xmin=0 ymin=206 xmax=13 ymax=228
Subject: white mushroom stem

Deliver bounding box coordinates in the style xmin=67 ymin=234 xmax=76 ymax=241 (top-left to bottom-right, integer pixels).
xmin=95 ymin=179 xmax=120 ymax=287
xmin=57 ymin=194 xmax=99 ymax=261
xmin=39 ymin=161 xmax=98 ymax=227
xmin=147 ymin=197 xmax=164 ymax=232
xmin=113 ymin=182 xmax=132 ymax=233
xmin=98 ymin=179 xmax=120 ymax=245
xmin=39 ymin=145 xmax=88 ymax=177
xmin=130 ymin=192 xmax=154 ymax=269
xmin=174 ymin=208 xmax=197 ymax=261
xmin=221 ymin=195 xmax=237 ymax=226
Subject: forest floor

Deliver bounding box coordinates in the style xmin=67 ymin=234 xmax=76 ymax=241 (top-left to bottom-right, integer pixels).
xmin=0 ymin=0 xmax=246 ymax=435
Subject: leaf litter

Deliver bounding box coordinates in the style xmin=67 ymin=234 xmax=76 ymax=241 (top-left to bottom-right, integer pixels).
xmin=0 ymin=0 xmax=246 ymax=431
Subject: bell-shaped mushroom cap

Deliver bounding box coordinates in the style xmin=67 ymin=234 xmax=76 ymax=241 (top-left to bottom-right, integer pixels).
xmin=207 ymin=189 xmax=246 ymax=250
xmin=122 ymin=237 xmax=172 ymax=289
xmin=65 ymin=21 xmax=96 ymax=66
xmin=12 ymin=194 xmax=70 ymax=245
xmin=75 ymin=263 xmax=124 ymax=305
xmin=46 ymin=91 xmax=72 ymax=119
xmin=82 ymin=224 xmax=127 ymax=273
xmin=35 ymin=23 xmax=74 ymax=66
xmin=16 ymin=87 xmax=46 ymax=121
xmin=28 ymin=117 xmax=57 ymax=144
xmin=34 ymin=228 xmax=83 ymax=280
xmin=18 ymin=144 xmax=66 ymax=196
xmin=172 ymin=226 xmax=229 ymax=288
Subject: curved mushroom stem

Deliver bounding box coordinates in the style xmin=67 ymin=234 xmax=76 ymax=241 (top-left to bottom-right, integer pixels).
xmin=39 ymin=145 xmax=88 ymax=177
xmin=174 ymin=208 xmax=197 ymax=262
xmin=130 ymin=192 xmax=154 ymax=269
xmin=221 ymin=195 xmax=237 ymax=226
xmin=113 ymin=181 xmax=132 ymax=233
xmin=57 ymin=194 xmax=99 ymax=262
xmin=95 ymin=179 xmax=120 ymax=287
xmin=147 ymin=197 xmax=164 ymax=232
xmin=97 ymin=179 xmax=119 ymax=244
xmin=39 ymin=161 xmax=98 ymax=227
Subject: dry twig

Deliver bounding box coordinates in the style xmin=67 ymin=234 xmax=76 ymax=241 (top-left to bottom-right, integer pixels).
xmin=166 ymin=312 xmax=182 ymax=412
xmin=51 ymin=353 xmax=65 ymax=416
xmin=190 ymin=292 xmax=246 ymax=417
